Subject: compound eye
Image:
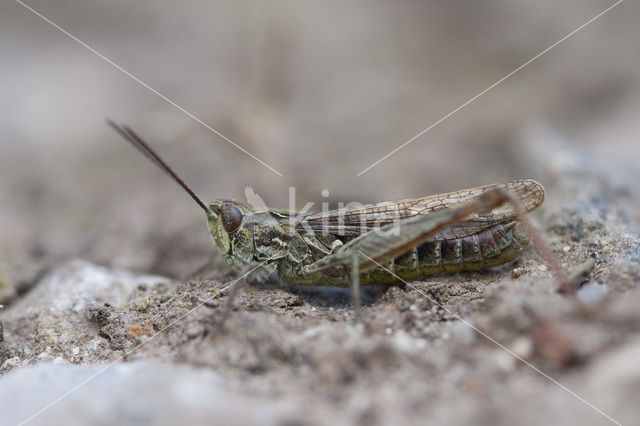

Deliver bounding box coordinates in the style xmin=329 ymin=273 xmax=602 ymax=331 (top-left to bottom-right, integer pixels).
xmin=221 ymin=202 xmax=243 ymax=233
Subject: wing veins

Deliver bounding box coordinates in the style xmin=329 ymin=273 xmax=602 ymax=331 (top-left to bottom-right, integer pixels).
xmin=297 ymin=179 xmax=544 ymax=239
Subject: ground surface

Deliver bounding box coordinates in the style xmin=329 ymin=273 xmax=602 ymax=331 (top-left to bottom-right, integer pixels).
xmin=1 ymin=2 xmax=640 ymax=425
xmin=1 ymin=137 xmax=639 ymax=426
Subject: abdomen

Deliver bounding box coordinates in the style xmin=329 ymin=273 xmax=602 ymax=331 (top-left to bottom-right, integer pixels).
xmin=360 ymin=221 xmax=530 ymax=285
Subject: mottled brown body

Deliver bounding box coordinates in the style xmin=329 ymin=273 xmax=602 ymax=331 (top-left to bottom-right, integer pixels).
xmin=205 ymin=180 xmax=544 ymax=288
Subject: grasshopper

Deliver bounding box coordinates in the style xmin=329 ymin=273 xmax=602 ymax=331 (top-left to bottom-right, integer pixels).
xmin=108 ymin=120 xmax=569 ymax=313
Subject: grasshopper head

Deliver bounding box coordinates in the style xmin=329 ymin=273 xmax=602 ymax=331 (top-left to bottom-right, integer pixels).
xmin=106 ymin=122 xmax=278 ymax=272
xmin=207 ymin=200 xmax=255 ymax=268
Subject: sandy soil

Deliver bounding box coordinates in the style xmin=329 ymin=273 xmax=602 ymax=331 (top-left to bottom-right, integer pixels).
xmin=1 ymin=2 xmax=639 ymax=425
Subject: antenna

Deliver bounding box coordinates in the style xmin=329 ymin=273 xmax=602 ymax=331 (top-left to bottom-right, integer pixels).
xmin=107 ymin=119 xmax=215 ymax=217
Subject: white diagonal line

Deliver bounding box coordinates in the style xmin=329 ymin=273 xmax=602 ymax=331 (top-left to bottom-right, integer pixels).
xmin=14 ymin=0 xmax=284 ymax=177
xmin=356 ymin=250 xmax=621 ymax=425
xmin=356 ymin=0 xmax=625 ymax=176
xmin=17 ymin=261 xmax=269 ymax=426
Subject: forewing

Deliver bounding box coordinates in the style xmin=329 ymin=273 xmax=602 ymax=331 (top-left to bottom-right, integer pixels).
xmin=297 ymin=179 xmax=544 ymax=239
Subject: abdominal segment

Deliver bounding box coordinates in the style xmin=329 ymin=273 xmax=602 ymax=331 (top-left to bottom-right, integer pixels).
xmin=360 ymin=221 xmax=530 ymax=285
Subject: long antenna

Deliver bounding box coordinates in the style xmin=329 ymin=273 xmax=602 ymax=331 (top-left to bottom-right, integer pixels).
xmin=107 ymin=119 xmax=215 ymax=217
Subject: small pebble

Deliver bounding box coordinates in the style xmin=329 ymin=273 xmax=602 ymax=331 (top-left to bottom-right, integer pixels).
xmin=391 ymin=331 xmax=415 ymax=352
xmin=185 ymin=324 xmax=205 ymax=338
xmin=2 ymin=357 xmax=21 ymax=369
xmin=511 ymin=337 xmax=533 ymax=358
xmin=495 ymin=351 xmax=516 ymax=372
xmin=88 ymin=338 xmax=101 ymax=351
xmin=577 ymin=281 xmax=608 ymax=305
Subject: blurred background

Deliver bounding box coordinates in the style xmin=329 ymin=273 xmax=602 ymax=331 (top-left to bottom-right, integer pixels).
xmin=1 ymin=0 xmax=638 ymax=278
